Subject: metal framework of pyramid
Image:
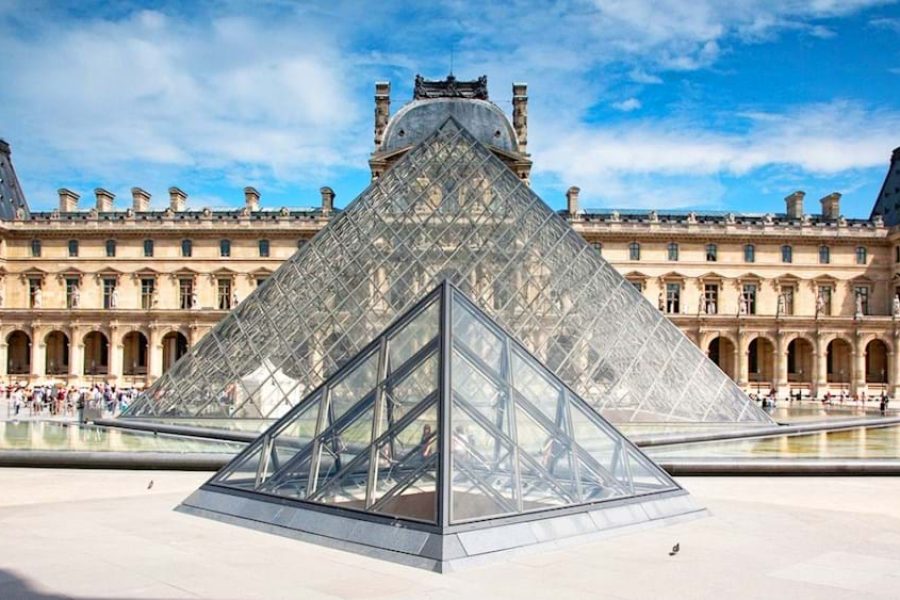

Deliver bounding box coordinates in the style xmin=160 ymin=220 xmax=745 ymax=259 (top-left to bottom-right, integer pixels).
xmin=179 ymin=281 xmax=704 ymax=572
xmin=126 ymin=117 xmax=770 ymax=426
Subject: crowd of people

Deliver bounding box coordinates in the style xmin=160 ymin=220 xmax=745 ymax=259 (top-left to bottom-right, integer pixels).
xmin=3 ymin=383 xmax=139 ymax=421
xmin=749 ymin=389 xmax=894 ymax=414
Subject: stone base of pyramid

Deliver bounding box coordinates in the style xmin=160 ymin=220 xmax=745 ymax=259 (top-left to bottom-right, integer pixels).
xmin=177 ymin=486 xmax=706 ymax=572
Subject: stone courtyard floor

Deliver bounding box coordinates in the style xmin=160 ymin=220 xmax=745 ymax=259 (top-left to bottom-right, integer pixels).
xmin=1 ymin=469 xmax=900 ymax=599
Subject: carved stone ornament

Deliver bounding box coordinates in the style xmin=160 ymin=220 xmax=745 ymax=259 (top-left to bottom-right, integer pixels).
xmin=413 ymin=74 xmax=489 ymax=100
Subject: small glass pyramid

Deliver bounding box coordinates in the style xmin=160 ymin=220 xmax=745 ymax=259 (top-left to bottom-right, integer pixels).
xmin=126 ymin=117 xmax=769 ymax=427
xmin=179 ymin=282 xmax=704 ymax=571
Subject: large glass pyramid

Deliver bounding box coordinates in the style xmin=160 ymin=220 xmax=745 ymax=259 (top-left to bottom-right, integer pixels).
xmin=179 ymin=281 xmax=704 ymax=571
xmin=126 ymin=117 xmax=770 ymax=426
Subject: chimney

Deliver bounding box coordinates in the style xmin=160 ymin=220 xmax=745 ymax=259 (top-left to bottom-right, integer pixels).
xmin=785 ymin=190 xmax=805 ymax=219
xmin=244 ymin=186 xmax=260 ymax=212
xmin=58 ymin=188 xmax=80 ymax=212
xmin=131 ymin=187 xmax=151 ymax=212
xmin=566 ymin=186 xmax=581 ymax=215
xmin=320 ymin=186 xmax=335 ymax=216
xmin=168 ymin=186 xmax=187 ymax=211
xmin=512 ymin=82 xmax=528 ymax=154
xmin=820 ymin=192 xmax=841 ymax=220
xmin=94 ymin=188 xmax=115 ymax=212
xmin=374 ymin=81 xmax=391 ymax=147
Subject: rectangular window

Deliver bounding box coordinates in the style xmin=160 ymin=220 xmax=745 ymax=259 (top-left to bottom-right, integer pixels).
xmin=703 ymin=283 xmax=718 ymax=314
xmin=105 ymin=239 xmax=116 ymax=257
xmin=181 ymin=239 xmax=192 ymax=257
xmin=744 ymin=244 xmax=755 ymax=263
xmin=220 ymin=239 xmax=231 ymax=257
xmin=856 ymin=246 xmax=867 ymax=265
xmin=629 ymin=242 xmax=640 ymax=261
xmin=896 ymin=246 xmax=900 ymax=264
xmin=30 ymin=239 xmax=41 ymax=257
xmin=742 ymin=283 xmax=757 ymax=315
xmin=259 ymin=239 xmax=270 ymax=257
xmin=667 ymin=242 xmax=679 ymax=261
xmin=102 ymin=278 xmax=116 ymax=309
xmin=179 ymin=278 xmax=194 ymax=310
xmin=28 ymin=278 xmax=41 ymax=308
xmin=706 ymin=244 xmax=717 ymax=262
xmin=297 ymin=239 xmax=307 ymax=250
xmin=255 ymin=276 xmax=268 ymax=287
xmin=68 ymin=240 xmax=79 ymax=257
xmin=854 ymin=286 xmax=870 ymax=315
xmin=665 ymin=282 xmax=681 ymax=314
xmin=819 ymin=245 xmax=830 ymax=264
xmin=65 ymin=278 xmax=79 ymax=309
xmin=817 ymin=286 xmax=833 ymax=316
xmin=143 ymin=239 xmax=154 ymax=257
xmin=591 ymin=241 xmax=602 ymax=256
xmin=141 ymin=278 xmax=155 ymax=310
xmin=629 ymin=280 xmax=643 ymax=292
xmin=781 ymin=245 xmax=792 ymax=263
xmin=781 ymin=285 xmax=795 ymax=316
xmin=217 ymin=279 xmax=232 ymax=310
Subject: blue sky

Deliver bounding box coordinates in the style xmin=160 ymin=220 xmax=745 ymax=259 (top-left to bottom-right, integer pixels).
xmin=0 ymin=1 xmax=898 ymax=217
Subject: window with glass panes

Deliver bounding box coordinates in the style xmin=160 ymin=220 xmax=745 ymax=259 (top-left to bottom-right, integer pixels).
xmin=705 ymin=243 xmax=717 ymax=262
xmin=181 ymin=239 xmax=192 ymax=257
xmin=102 ymin=278 xmax=116 ymax=309
xmin=743 ymin=244 xmax=755 ymax=263
xmin=217 ymin=278 xmax=232 ymax=310
xmin=819 ymin=245 xmax=830 ymax=264
xmin=628 ymin=280 xmax=643 ymax=292
xmin=141 ymin=278 xmax=155 ymax=310
xmin=781 ymin=245 xmax=792 ymax=263
xmin=143 ymin=239 xmax=154 ymax=257
xmin=666 ymin=242 xmax=678 ymax=261
xmin=30 ymin=239 xmax=41 ymax=257
xmin=856 ymin=246 xmax=867 ymax=265
xmin=258 ymin=239 xmax=270 ymax=257
xmin=65 ymin=278 xmax=79 ymax=309
xmin=105 ymin=239 xmax=116 ymax=257
xmin=629 ymin=241 xmax=640 ymax=260
xmin=703 ymin=283 xmax=718 ymax=314
xmin=665 ymin=282 xmax=681 ymax=313
xmin=742 ymin=283 xmax=757 ymax=314
xmin=220 ymin=239 xmax=231 ymax=257
xmin=591 ymin=241 xmax=602 ymax=256
xmin=297 ymin=239 xmax=307 ymax=250
xmin=255 ymin=277 xmax=268 ymax=287
xmin=68 ymin=240 xmax=79 ymax=257
xmin=179 ymin=278 xmax=194 ymax=309
xmin=854 ymin=285 xmax=870 ymax=315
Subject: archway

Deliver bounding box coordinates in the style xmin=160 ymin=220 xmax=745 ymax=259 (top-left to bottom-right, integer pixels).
xmin=122 ymin=331 xmax=148 ymax=376
xmin=161 ymin=331 xmax=188 ymax=374
xmin=44 ymin=331 xmax=69 ymax=375
xmin=708 ymin=336 xmax=736 ymax=379
xmin=865 ymin=339 xmax=889 ymax=384
xmin=748 ymin=337 xmax=775 ymax=390
xmin=787 ymin=338 xmax=814 ymax=384
xmin=83 ymin=331 xmax=109 ymax=378
xmin=6 ymin=331 xmax=31 ymax=375
xmin=826 ymin=338 xmax=852 ymax=384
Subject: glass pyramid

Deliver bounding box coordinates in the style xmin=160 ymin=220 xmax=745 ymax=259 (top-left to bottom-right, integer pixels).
xmin=126 ymin=117 xmax=770 ymax=426
xmin=179 ymin=282 xmax=703 ymax=571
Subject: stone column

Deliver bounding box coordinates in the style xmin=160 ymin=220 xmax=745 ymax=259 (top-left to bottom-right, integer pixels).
xmin=776 ymin=334 xmax=789 ymax=398
xmin=814 ymin=336 xmax=828 ymax=398
xmin=68 ymin=326 xmax=83 ymax=382
xmin=892 ymin=334 xmax=900 ymax=397
xmin=0 ymin=342 xmax=8 ymax=380
xmin=852 ymin=335 xmax=866 ymax=397
xmin=108 ymin=326 xmax=122 ymax=384
xmin=30 ymin=326 xmax=45 ymax=383
xmin=148 ymin=325 xmax=163 ymax=380
xmin=737 ymin=333 xmax=749 ymax=388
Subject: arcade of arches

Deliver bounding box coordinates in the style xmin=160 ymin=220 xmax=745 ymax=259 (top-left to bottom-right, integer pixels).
xmin=706 ymin=331 xmax=897 ymax=397
xmin=1 ymin=325 xmax=200 ymax=388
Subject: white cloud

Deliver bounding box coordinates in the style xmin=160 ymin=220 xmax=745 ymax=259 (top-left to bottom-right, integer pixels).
xmin=628 ymin=69 xmax=663 ymax=84
xmin=612 ymin=98 xmax=642 ymax=111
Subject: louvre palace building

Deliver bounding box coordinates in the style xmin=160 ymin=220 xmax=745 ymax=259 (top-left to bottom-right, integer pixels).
xmin=0 ymin=74 xmax=899 ymax=401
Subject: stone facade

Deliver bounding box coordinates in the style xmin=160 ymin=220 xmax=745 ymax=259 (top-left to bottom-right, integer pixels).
xmin=0 ymin=77 xmax=898 ymax=399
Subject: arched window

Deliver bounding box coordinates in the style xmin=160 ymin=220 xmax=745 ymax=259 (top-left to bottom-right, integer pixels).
xmin=667 ymin=242 xmax=679 ymax=261
xmin=743 ymin=244 xmax=755 ymax=263
xmin=181 ymin=239 xmax=193 ymax=258
xmin=105 ymin=239 xmax=116 ymax=257
xmin=705 ymin=243 xmax=717 ymax=262
xmin=220 ymin=239 xmax=231 ymax=257
xmin=856 ymin=246 xmax=867 ymax=265
xmin=259 ymin=239 xmax=270 ymax=257
xmin=819 ymin=245 xmax=830 ymax=264
xmin=781 ymin=245 xmax=792 ymax=263
xmin=629 ymin=242 xmax=641 ymax=261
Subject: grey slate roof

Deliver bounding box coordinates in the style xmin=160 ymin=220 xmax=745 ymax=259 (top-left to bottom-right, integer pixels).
xmin=0 ymin=140 xmax=30 ymax=220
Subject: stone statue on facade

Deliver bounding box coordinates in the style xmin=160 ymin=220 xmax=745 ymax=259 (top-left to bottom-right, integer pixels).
xmin=777 ymin=293 xmax=785 ymax=317
xmin=33 ymin=287 xmax=42 ymax=308
xmin=232 ymin=291 xmax=240 ymax=307
xmin=110 ymin=287 xmax=119 ymax=309
xmin=738 ymin=296 xmax=747 ymax=316
xmin=658 ymin=291 xmax=665 ymax=311
xmin=855 ymin=293 xmax=864 ymax=319
xmin=816 ymin=292 xmax=826 ymax=316
xmin=0 ymin=285 xmax=5 ymax=308
xmin=893 ymin=296 xmax=900 ymax=318
xmin=71 ymin=287 xmax=80 ymax=308
xmin=191 ymin=291 xmax=199 ymax=310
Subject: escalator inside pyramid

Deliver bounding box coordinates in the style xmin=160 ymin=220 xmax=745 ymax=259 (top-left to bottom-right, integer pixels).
xmin=125 ymin=75 xmax=771 ymax=433
xmin=180 ymin=281 xmax=705 ymax=571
